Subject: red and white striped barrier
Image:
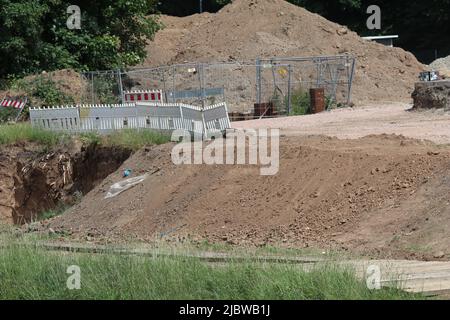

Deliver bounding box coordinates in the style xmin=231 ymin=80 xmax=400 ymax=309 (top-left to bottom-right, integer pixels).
xmin=1 ymin=96 xmax=28 ymax=109
xmin=123 ymin=90 xmax=163 ymax=103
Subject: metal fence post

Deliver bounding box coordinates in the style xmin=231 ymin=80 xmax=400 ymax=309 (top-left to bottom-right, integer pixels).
xmin=287 ymin=64 xmax=292 ymax=115
xmin=162 ymin=69 xmax=168 ymax=103
xmin=117 ymin=69 xmax=124 ymax=104
xmin=347 ymin=57 xmax=356 ymax=105
xmin=256 ymin=58 xmax=262 ymax=104
xmin=199 ymin=63 xmax=206 ymax=110
xmin=172 ymin=65 xmax=176 ymax=103
xmin=91 ymin=72 xmax=95 ymax=104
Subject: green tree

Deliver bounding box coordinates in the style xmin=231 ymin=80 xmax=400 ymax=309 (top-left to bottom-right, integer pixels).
xmin=0 ymin=0 xmax=161 ymax=78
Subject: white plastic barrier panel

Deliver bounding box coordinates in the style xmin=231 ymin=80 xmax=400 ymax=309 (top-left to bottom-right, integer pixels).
xmin=29 ymin=102 xmax=230 ymax=138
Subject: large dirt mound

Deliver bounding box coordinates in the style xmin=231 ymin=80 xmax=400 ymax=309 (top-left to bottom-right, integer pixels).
xmin=49 ymin=135 xmax=450 ymax=259
xmin=144 ymin=0 xmax=424 ymax=104
xmin=430 ymin=55 xmax=450 ymax=71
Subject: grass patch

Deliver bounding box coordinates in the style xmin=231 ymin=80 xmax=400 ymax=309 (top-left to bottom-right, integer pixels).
xmin=0 ymin=123 xmax=170 ymax=150
xmin=0 ymin=123 xmax=68 ymax=147
xmin=0 ymin=242 xmax=422 ymax=300
xmin=38 ymin=201 xmax=75 ymax=221
xmin=101 ymin=129 xmax=171 ymax=150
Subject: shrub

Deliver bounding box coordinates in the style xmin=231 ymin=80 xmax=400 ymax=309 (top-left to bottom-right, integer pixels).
xmin=289 ymin=88 xmax=311 ymax=116
xmin=11 ymin=75 xmax=75 ymax=108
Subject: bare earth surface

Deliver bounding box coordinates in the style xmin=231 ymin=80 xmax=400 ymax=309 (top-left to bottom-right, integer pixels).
xmin=233 ymin=103 xmax=450 ymax=144
xmin=13 ymin=0 xmax=450 ymax=263
xmin=47 ymin=105 xmax=450 ymax=260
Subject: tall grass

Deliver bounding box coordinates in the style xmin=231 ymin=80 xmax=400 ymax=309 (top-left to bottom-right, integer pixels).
xmin=0 ymin=123 xmax=170 ymax=150
xmin=101 ymin=129 xmax=171 ymax=150
xmin=0 ymin=123 xmax=67 ymax=146
xmin=0 ymin=243 xmax=421 ymax=300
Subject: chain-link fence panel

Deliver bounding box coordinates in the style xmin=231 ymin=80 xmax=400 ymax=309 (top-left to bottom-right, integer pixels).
xmin=258 ymin=55 xmax=355 ymax=115
xmin=80 ymin=55 xmax=355 ymax=119
xmin=80 ymin=70 xmax=123 ymax=105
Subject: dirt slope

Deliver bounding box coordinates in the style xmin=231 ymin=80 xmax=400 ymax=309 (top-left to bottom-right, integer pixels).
xmin=144 ymin=0 xmax=424 ymax=104
xmin=49 ymin=135 xmax=450 ymax=259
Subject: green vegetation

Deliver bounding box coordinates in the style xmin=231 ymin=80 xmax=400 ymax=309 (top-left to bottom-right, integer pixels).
xmin=39 ymin=208 xmax=67 ymax=221
xmin=0 ymin=123 xmax=68 ymax=146
xmin=0 ymin=0 xmax=161 ymax=78
xmin=288 ymin=88 xmax=341 ymax=116
xmin=102 ymin=129 xmax=171 ymax=150
xmin=289 ymin=88 xmax=311 ymax=116
xmin=81 ymin=129 xmax=170 ymax=151
xmin=39 ymin=201 xmax=76 ymax=221
xmin=10 ymin=74 xmax=75 ymax=107
xmin=0 ymin=107 xmax=19 ymax=123
xmin=0 ymin=242 xmax=422 ymax=300
xmin=90 ymin=75 xmax=121 ymax=105
xmin=0 ymin=123 xmax=170 ymax=150
xmin=0 ymin=74 xmax=77 ymax=123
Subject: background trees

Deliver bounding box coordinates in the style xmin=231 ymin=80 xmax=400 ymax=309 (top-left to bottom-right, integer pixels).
xmin=1 ymin=0 xmax=449 ymax=81
xmin=0 ymin=0 xmax=161 ymax=79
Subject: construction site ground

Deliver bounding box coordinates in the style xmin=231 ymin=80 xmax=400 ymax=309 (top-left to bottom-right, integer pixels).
xmin=233 ymin=103 xmax=450 ymax=144
xmin=38 ymin=102 xmax=450 ymax=264
xmin=4 ymin=0 xmax=450 ymax=298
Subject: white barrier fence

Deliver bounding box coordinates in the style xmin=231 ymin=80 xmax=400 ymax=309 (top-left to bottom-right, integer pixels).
xmin=29 ymin=102 xmax=230 ymax=138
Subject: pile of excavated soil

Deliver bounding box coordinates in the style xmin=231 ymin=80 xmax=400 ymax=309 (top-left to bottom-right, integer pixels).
xmin=430 ymin=55 xmax=450 ymax=71
xmin=143 ymin=0 xmax=424 ymax=106
xmin=429 ymin=55 xmax=450 ymax=79
xmin=49 ymin=135 xmax=450 ymax=260
xmin=412 ymin=81 xmax=450 ymax=110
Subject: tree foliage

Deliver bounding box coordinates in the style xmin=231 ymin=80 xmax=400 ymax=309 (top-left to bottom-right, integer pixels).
xmin=0 ymin=0 xmax=161 ymax=78
xmin=1 ymin=0 xmax=449 ymax=80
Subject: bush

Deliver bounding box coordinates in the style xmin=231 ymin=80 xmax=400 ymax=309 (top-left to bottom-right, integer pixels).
xmin=288 ymin=88 xmax=339 ymax=116
xmin=0 ymin=0 xmax=161 ymax=78
xmin=11 ymin=75 xmax=75 ymax=108
xmin=289 ymin=88 xmax=311 ymax=116
xmin=91 ymin=75 xmax=121 ymax=105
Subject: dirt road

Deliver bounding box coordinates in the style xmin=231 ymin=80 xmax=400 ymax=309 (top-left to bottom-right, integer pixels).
xmin=233 ymin=103 xmax=450 ymax=144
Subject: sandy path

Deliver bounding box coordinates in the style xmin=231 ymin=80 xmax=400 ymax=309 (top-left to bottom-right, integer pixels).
xmin=232 ymin=103 xmax=450 ymax=144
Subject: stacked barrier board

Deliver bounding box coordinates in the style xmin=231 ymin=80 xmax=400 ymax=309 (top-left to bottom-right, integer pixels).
xmin=29 ymin=102 xmax=230 ymax=139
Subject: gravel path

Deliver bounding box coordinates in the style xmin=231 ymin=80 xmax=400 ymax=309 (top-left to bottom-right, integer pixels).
xmin=232 ymin=103 xmax=450 ymax=144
